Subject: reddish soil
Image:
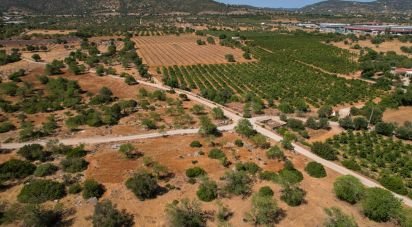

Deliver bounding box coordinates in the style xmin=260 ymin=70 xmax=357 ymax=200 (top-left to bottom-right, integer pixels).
xmin=383 ymin=107 xmax=412 ymax=125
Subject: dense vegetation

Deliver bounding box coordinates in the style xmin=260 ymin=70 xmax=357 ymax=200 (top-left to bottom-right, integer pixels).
xmin=328 ymin=131 xmax=412 ymax=196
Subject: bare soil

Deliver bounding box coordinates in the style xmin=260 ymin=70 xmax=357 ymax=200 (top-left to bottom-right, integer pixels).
xmin=133 ymin=34 xmax=254 ymax=67
xmin=383 ymin=107 xmax=412 ymax=125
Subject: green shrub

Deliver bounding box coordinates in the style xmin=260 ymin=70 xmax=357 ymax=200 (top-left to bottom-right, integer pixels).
xmin=119 ymin=143 xmax=141 ymax=159
xmin=333 ymin=175 xmax=365 ymax=204
xmin=323 ymin=207 xmax=358 ymax=227
xmin=93 ymin=200 xmax=135 ymax=227
xmin=234 ymin=139 xmax=244 ymax=147
xmin=208 ymin=149 xmax=226 ymax=160
xmin=60 ymin=158 xmax=88 ymax=173
xmin=0 ymin=121 xmax=15 ymax=133
xmin=83 ymin=179 xmax=105 ymax=199
xmin=18 ymin=179 xmax=66 ymax=203
xmin=311 ymin=142 xmax=337 ymax=161
xmin=278 ymin=163 xmax=303 ymax=185
xmin=196 ymin=178 xmax=218 ymax=202
xmin=341 ymin=159 xmax=361 ymax=171
xmin=223 ymin=170 xmax=252 ymax=196
xmin=190 ymin=141 xmax=202 ymax=148
xmin=68 ymin=183 xmax=82 ymax=194
xmin=34 ymin=163 xmax=58 ymax=177
xmin=258 ymin=186 xmax=274 ymax=197
xmin=165 ymin=199 xmax=206 ymax=227
xmin=66 ymin=145 xmax=87 ymax=158
xmin=362 ymin=187 xmax=402 ymax=222
xmin=304 ymin=162 xmax=327 ymax=178
xmin=379 ymin=175 xmax=408 ymax=195
xmin=185 ymin=167 xmax=207 ymax=178
xmin=280 ymin=185 xmax=306 ymax=207
xmin=235 ymin=119 xmax=256 ymax=138
xmin=259 ymin=171 xmax=279 ymax=182
xmin=245 ymin=192 xmax=280 ymax=225
xmin=235 ymin=162 xmax=261 ymax=175
xmin=125 ymin=172 xmax=159 ymax=201
xmin=0 ymin=159 xmax=36 ymax=181
xmin=17 ymin=144 xmax=50 ymax=162
xmin=266 ymin=146 xmax=285 ymax=160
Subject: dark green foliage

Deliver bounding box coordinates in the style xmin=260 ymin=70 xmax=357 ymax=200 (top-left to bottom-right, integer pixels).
xmin=304 ymin=162 xmax=327 ymax=178
xmin=165 ymin=199 xmax=206 ymax=227
xmin=83 ymin=179 xmax=105 ymax=199
xmin=287 ymin=118 xmax=305 ymax=131
xmin=0 ymin=49 xmax=21 ymax=66
xmin=341 ymin=159 xmax=361 ymax=171
xmin=280 ymin=185 xmax=306 ymax=207
xmin=278 ymin=161 xmax=304 ymax=185
xmin=0 ymin=82 xmax=18 ymax=96
xmin=235 ymin=162 xmax=261 ymax=175
xmin=119 ymin=143 xmax=140 ymax=159
xmin=211 ymin=107 xmax=225 ymax=120
xmin=323 ymin=207 xmax=358 ymax=227
xmin=125 ymin=172 xmax=160 ymax=201
xmin=396 ymin=122 xmax=412 ymax=140
xmin=208 ymin=149 xmax=226 ymax=160
xmin=251 ymin=134 xmax=270 ymax=149
xmin=0 ymin=121 xmax=15 ymax=133
xmin=259 ymin=171 xmax=279 ymax=182
xmin=258 ymin=186 xmax=274 ymax=197
xmin=186 ymin=167 xmax=206 ymax=178
xmin=45 ymin=60 xmax=65 ymax=75
xmin=379 ymin=175 xmax=408 ymax=195
xmin=92 ymin=200 xmax=134 ymax=227
xmin=68 ymin=183 xmax=82 ymax=194
xmin=65 ymin=145 xmax=87 ymax=158
xmin=235 ymin=119 xmax=256 ymax=138
xmin=0 ymin=159 xmax=36 ymax=181
xmin=245 ymin=191 xmax=280 ymax=226
xmin=198 ymin=116 xmax=219 ymax=137
xmin=375 ymin=122 xmax=395 ymax=136
xmin=234 ymin=139 xmax=244 ymax=147
xmin=223 ymin=170 xmax=252 ymax=197
xmin=190 ymin=141 xmax=202 ymax=148
xmin=311 ymin=142 xmax=337 ymax=160
xmin=196 ymin=178 xmax=218 ymax=202
xmin=362 ymin=188 xmax=402 ymax=222
xmin=60 ymin=158 xmax=88 ymax=173
xmin=333 ymin=175 xmax=365 ymax=204
xmin=318 ymin=105 xmax=333 ymax=118
xmin=339 ymin=116 xmax=355 ymax=130
xmin=18 ymin=180 xmax=66 ymax=204
xmin=353 ymin=117 xmax=369 ymax=130
xmin=34 ymin=163 xmax=58 ymax=177
xmin=266 ymin=146 xmax=285 ymax=160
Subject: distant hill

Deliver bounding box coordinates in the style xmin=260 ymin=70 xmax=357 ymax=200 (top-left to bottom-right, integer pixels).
xmin=0 ymin=0 xmax=246 ymax=15
xmin=302 ymin=0 xmax=412 ymax=14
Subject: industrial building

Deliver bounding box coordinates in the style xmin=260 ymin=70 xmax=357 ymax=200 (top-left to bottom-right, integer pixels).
xmin=345 ymin=25 xmax=412 ymax=35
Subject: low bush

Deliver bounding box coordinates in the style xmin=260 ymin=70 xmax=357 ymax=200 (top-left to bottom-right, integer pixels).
xmin=68 ymin=183 xmax=82 ymax=194
xmin=266 ymin=146 xmax=285 ymax=160
xmin=333 ymin=175 xmax=365 ymax=204
xmin=34 ymin=163 xmax=58 ymax=177
xmin=258 ymin=186 xmax=274 ymax=197
xmin=18 ymin=179 xmax=66 ymax=203
xmin=362 ymin=187 xmax=402 ymax=222
xmin=304 ymin=162 xmax=327 ymax=178
xmin=60 ymin=158 xmax=88 ymax=173
xmin=223 ymin=170 xmax=252 ymax=197
xmin=190 ymin=141 xmax=202 ymax=148
xmin=125 ymin=172 xmax=160 ymax=201
xmin=280 ymin=185 xmax=306 ymax=207
xmin=185 ymin=167 xmax=207 ymax=178
xmin=341 ymin=159 xmax=361 ymax=171
xmin=278 ymin=162 xmax=303 ymax=185
xmin=311 ymin=142 xmax=337 ymax=161
xmin=379 ymin=175 xmax=408 ymax=195
xmin=0 ymin=159 xmax=36 ymax=181
xmin=259 ymin=171 xmax=279 ymax=182
xmin=93 ymin=200 xmax=134 ymax=227
xmin=17 ymin=144 xmax=50 ymax=162
xmin=235 ymin=162 xmax=261 ymax=175
xmin=234 ymin=139 xmax=244 ymax=147
xmin=196 ymin=178 xmax=218 ymax=202
xmin=165 ymin=199 xmax=206 ymax=227
xmin=65 ymin=145 xmax=87 ymax=158
xmin=323 ymin=207 xmax=358 ymax=227
xmin=83 ymin=179 xmax=105 ymax=199
xmin=208 ymin=149 xmax=226 ymax=160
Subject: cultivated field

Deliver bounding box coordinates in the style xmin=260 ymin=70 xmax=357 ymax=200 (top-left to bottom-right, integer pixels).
xmin=332 ymin=39 xmax=412 ymax=56
xmin=25 ymin=29 xmax=77 ymax=35
xmin=133 ymin=34 xmax=253 ymax=67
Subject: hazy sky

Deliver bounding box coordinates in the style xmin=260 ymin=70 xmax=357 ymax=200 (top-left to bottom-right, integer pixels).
xmin=215 ymin=0 xmax=375 ymax=8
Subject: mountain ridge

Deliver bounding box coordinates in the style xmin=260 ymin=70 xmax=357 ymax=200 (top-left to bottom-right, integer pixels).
xmin=302 ymin=0 xmax=412 ymax=14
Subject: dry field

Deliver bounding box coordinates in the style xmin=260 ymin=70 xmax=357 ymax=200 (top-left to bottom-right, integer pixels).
xmin=333 ymin=39 xmax=412 ymax=56
xmin=0 ymin=133 xmax=392 ymax=227
xmin=383 ymin=106 xmax=412 ymax=125
xmin=133 ymin=34 xmax=253 ymax=67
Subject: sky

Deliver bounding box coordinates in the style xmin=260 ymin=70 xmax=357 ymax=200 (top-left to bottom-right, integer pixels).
xmin=215 ymin=0 xmax=375 ymax=9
